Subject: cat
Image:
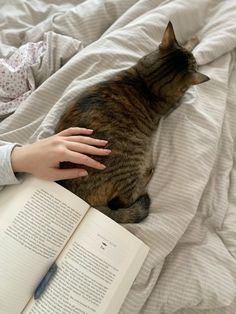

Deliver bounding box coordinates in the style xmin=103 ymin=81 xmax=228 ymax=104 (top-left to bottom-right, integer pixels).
xmin=55 ymin=22 xmax=209 ymax=223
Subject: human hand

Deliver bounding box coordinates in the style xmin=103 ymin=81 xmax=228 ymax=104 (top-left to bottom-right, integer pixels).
xmin=11 ymin=127 xmax=111 ymax=181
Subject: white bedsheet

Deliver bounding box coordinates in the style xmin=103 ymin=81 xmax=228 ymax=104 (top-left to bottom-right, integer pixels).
xmin=0 ymin=0 xmax=236 ymax=313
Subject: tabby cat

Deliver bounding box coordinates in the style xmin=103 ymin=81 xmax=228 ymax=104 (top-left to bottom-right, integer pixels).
xmin=56 ymin=22 xmax=209 ymax=223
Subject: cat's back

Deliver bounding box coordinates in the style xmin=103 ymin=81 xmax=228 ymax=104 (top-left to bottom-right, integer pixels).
xmin=56 ymin=72 xmax=155 ymax=206
xmin=58 ymin=71 xmax=154 ymax=147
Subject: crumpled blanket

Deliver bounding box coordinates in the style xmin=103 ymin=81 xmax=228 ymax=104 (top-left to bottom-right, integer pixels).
xmin=0 ymin=31 xmax=83 ymax=118
xmin=0 ymin=41 xmax=44 ymax=116
xmin=0 ymin=0 xmax=236 ymax=313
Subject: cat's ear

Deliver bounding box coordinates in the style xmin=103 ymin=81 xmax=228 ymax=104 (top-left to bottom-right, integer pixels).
xmin=160 ymin=21 xmax=177 ymax=50
xmin=186 ymin=72 xmax=210 ymax=85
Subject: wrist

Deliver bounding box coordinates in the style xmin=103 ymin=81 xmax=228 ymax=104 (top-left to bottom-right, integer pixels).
xmin=11 ymin=145 xmax=31 ymax=174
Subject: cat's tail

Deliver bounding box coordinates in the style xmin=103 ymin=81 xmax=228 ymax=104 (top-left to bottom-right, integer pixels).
xmin=97 ymin=194 xmax=150 ymax=224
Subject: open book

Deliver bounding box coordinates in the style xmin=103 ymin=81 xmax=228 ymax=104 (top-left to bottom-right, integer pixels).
xmin=0 ymin=175 xmax=149 ymax=314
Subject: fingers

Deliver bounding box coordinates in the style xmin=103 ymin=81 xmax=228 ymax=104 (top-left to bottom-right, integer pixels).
xmin=58 ymin=127 xmax=93 ymax=136
xmin=66 ymin=135 xmax=108 ymax=147
xmin=65 ymin=151 xmax=106 ymax=170
xmin=56 ymin=127 xmax=110 ymax=170
xmin=51 ymin=168 xmax=88 ymax=181
xmin=67 ymin=142 xmax=111 ymax=156
xmin=58 ymin=127 xmax=109 ymax=147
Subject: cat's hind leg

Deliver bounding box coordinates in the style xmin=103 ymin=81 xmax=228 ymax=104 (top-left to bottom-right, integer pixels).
xmin=98 ymin=193 xmax=150 ymax=224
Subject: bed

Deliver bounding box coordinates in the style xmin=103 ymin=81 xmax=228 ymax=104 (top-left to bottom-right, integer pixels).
xmin=0 ymin=0 xmax=236 ymax=313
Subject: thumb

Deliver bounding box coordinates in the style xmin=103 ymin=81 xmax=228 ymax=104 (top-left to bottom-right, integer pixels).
xmin=51 ymin=168 xmax=88 ymax=181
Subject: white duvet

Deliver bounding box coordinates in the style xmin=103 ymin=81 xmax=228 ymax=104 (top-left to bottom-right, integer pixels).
xmin=0 ymin=0 xmax=236 ymax=313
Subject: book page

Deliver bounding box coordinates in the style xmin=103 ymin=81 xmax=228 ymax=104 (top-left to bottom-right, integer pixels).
xmin=25 ymin=208 xmax=149 ymax=314
xmin=0 ymin=175 xmax=90 ymax=314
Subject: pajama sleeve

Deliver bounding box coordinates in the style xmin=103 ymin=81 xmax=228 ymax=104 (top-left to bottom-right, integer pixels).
xmin=0 ymin=143 xmax=23 ymax=188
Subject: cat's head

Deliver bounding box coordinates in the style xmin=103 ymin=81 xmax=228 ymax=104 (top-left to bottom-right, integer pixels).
xmin=136 ymin=22 xmax=209 ymax=104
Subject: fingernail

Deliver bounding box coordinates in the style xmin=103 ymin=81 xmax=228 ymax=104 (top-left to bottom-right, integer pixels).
xmin=79 ymin=170 xmax=88 ymax=176
xmin=104 ymin=149 xmax=111 ymax=154
xmin=100 ymin=140 xmax=108 ymax=143
xmin=100 ymin=164 xmax=106 ymax=169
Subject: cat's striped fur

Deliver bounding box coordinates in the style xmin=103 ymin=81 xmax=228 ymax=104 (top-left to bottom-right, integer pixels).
xmin=56 ymin=22 xmax=209 ymax=223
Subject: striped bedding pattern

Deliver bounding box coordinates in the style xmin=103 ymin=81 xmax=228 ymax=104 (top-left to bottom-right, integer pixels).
xmin=0 ymin=0 xmax=236 ymax=313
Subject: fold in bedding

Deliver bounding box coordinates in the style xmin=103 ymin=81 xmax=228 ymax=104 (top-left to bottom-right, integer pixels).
xmin=0 ymin=0 xmax=236 ymax=313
